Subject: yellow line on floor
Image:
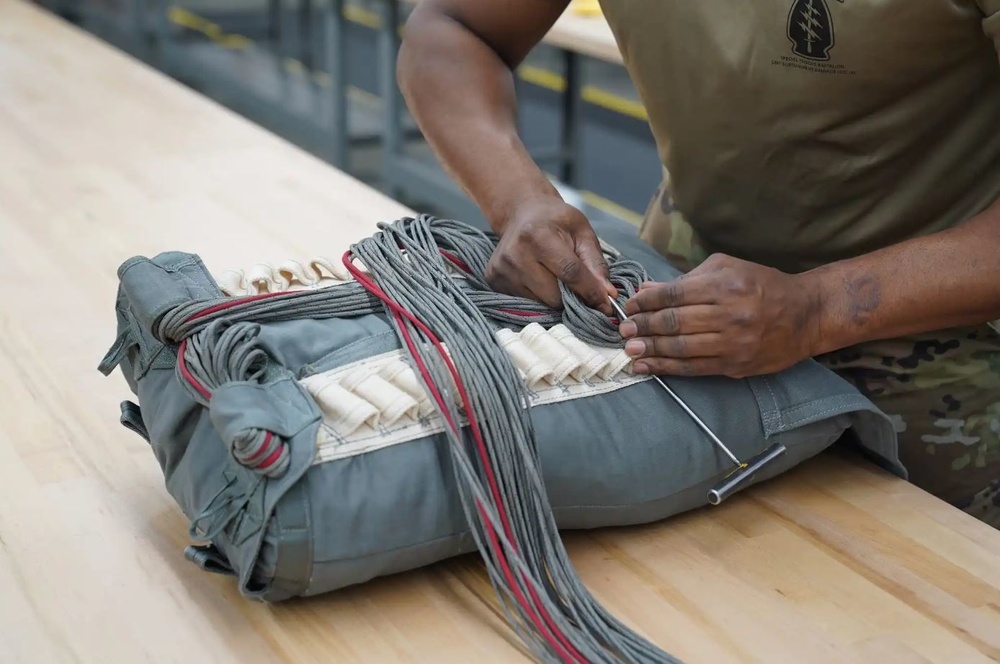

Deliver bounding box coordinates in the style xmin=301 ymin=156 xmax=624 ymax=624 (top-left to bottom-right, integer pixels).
xmin=167 ymin=6 xmax=251 ymax=50
xmin=166 ymin=6 xmax=648 ymax=122
xmin=581 ymin=85 xmax=647 ymax=121
xmin=168 ymin=5 xmax=646 ymax=122
xmin=518 ymin=68 xmax=647 ymax=122
xmin=544 ymin=170 xmax=644 ymax=224
xmin=518 ymin=65 xmax=566 ymax=93
xmin=343 ymin=5 xmax=381 ymax=29
xmin=347 ymin=86 xmax=381 ymax=108
xmin=344 ymin=6 xmax=649 ymax=122
xmin=580 ymin=190 xmax=644 ymax=226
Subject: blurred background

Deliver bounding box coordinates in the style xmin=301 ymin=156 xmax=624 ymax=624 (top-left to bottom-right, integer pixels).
xmin=39 ymin=0 xmax=661 ymax=229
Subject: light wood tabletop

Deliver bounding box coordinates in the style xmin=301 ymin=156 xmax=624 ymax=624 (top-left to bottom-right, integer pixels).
xmin=548 ymin=5 xmax=623 ymax=65
xmin=397 ymin=0 xmax=623 ymax=65
xmin=2 ymin=2 xmax=999 ymax=663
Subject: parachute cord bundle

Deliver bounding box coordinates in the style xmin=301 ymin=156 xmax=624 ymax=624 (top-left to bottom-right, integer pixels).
xmin=177 ymin=319 xmax=291 ymax=477
xmin=158 ymin=215 xmax=679 ymax=662
xmin=428 ymin=218 xmax=649 ymax=346
xmin=343 ymin=217 xmax=678 ymax=663
xmin=156 ymin=219 xmax=648 ymax=347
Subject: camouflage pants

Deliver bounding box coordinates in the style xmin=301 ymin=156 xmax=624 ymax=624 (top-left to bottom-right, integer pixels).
xmin=639 ymin=207 xmax=1000 ymax=530
xmin=816 ymin=328 xmax=1000 ymax=530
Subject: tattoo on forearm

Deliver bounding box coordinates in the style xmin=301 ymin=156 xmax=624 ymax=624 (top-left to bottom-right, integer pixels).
xmin=844 ymin=274 xmax=881 ymax=326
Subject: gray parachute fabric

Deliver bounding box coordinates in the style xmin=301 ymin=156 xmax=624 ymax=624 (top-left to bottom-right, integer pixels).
xmin=98 ymin=213 xmax=903 ymax=662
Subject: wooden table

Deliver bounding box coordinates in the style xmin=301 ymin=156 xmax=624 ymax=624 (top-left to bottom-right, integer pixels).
xmin=3 ymin=3 xmax=1000 ymax=662
xmin=548 ymin=5 xmax=622 ymax=65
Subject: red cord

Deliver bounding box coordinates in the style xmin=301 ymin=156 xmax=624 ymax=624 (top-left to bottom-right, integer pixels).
xmin=439 ymin=250 xmax=471 ymax=273
xmin=384 ymin=303 xmax=580 ymax=663
xmin=173 ymin=255 xmax=585 ymax=662
xmin=190 ymin=291 xmax=287 ymax=321
xmin=176 ymin=292 xmax=291 ymax=471
xmin=176 ymin=290 xmax=290 ymax=398
xmin=343 ymin=250 xmax=585 ymax=664
xmin=177 ymin=339 xmax=210 ymax=400
xmin=255 ymin=441 xmax=284 ymax=470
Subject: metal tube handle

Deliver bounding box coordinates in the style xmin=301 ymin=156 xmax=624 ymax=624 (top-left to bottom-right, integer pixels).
xmin=707 ymin=443 xmax=787 ymax=505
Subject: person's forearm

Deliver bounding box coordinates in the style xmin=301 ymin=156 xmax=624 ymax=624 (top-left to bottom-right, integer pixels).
xmin=805 ymin=198 xmax=1000 ymax=353
xmin=397 ymin=9 xmax=558 ymax=232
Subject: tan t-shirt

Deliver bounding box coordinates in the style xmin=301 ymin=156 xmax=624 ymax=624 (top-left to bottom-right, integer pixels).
xmin=597 ymin=0 xmax=1000 ymax=274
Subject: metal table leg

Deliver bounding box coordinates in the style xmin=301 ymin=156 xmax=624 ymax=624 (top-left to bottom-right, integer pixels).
xmin=300 ymin=0 xmax=314 ymax=69
xmin=324 ymin=0 xmax=348 ymax=169
xmin=560 ymin=49 xmax=582 ymax=188
xmin=379 ymin=0 xmax=402 ymax=199
xmin=268 ymin=0 xmax=281 ymax=48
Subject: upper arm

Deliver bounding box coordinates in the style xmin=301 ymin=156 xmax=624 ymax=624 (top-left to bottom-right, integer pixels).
xmin=406 ymin=0 xmax=571 ymax=69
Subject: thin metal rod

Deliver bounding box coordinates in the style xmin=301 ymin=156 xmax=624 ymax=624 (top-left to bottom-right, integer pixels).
xmin=608 ymin=296 xmax=742 ymax=467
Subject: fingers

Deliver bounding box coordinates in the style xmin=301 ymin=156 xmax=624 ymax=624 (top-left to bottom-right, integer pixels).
xmin=485 ymin=207 xmax=618 ymax=314
xmin=631 ymin=356 xmax=728 ymax=377
xmin=623 ymin=332 xmax=723 ymax=360
xmin=528 ymin=265 xmax=565 ymax=309
xmin=618 ymin=304 xmax=718 ymax=338
xmin=625 ymin=275 xmax=719 ymax=314
xmin=488 ymin=259 xmax=563 ymax=309
xmin=572 ymin=232 xmax=617 ymax=314
xmin=536 ymin=232 xmax=615 ymax=315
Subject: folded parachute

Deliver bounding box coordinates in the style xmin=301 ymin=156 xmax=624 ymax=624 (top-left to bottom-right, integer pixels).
xmin=99 ymin=213 xmax=902 ymax=662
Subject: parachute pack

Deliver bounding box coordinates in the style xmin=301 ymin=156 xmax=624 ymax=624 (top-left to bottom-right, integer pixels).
xmin=99 ymin=213 xmax=902 ymax=662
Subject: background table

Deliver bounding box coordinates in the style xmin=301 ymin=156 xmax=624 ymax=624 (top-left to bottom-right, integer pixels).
xmin=379 ymin=0 xmax=627 ymax=219
xmin=3 ymin=2 xmax=1000 ymax=662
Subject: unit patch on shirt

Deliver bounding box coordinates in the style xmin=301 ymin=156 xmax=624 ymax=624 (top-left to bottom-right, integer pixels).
xmin=774 ymin=0 xmax=857 ymax=75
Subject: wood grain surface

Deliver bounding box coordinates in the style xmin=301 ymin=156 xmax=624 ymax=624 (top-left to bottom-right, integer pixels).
xmin=398 ymin=0 xmax=624 ymax=64
xmin=547 ymin=5 xmax=623 ymax=64
xmin=1 ymin=2 xmax=998 ymax=663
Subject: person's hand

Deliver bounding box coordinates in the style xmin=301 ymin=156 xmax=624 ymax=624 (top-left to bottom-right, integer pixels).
xmin=618 ymin=253 xmax=824 ymax=378
xmin=486 ymin=196 xmax=618 ymax=313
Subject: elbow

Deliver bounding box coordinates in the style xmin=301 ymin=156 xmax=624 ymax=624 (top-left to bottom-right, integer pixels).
xmin=396 ymin=5 xmax=443 ymax=96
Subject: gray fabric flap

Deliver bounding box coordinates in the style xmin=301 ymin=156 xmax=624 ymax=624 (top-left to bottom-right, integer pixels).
xmin=184 ymin=544 xmax=237 ymax=576
xmin=118 ymin=252 xmax=224 ymax=338
xmin=119 ymin=400 xmax=149 ymax=442
xmin=98 ymin=285 xmax=138 ymax=378
xmin=209 ymin=377 xmax=321 ymax=444
xmin=748 ymin=366 xmax=903 ymax=476
xmin=199 ymin=372 xmax=323 ymax=597
xmin=231 ymin=391 xmax=322 ymax=598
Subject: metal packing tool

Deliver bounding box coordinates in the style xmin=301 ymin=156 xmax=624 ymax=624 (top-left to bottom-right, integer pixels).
xmin=608 ymin=296 xmax=787 ymax=505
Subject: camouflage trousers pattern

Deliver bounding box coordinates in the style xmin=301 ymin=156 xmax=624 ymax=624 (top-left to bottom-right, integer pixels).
xmin=639 ymin=207 xmax=1000 ymax=530
xmin=817 ymin=327 xmax=1000 ymax=530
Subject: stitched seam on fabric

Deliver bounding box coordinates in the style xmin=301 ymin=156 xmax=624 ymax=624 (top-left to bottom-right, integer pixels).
xmin=775 ymin=398 xmax=868 ymax=430
xmin=747 ymin=377 xmax=780 ymax=434
xmin=764 ymin=376 xmax=783 ymax=430
xmin=780 ymin=394 xmax=866 ymax=418
xmin=304 ymin=342 xmax=649 ymax=463
xmin=161 ymin=256 xmax=202 ymax=273
xmin=311 ymin=375 xmax=649 ymax=463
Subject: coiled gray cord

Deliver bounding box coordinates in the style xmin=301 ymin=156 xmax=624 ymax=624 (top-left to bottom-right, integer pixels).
xmin=156 ymin=217 xmax=647 ymax=348
xmin=179 ymin=319 xmax=291 ymax=478
xmin=348 ymin=216 xmax=678 ymax=663
xmin=160 ymin=215 xmax=678 ymax=663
